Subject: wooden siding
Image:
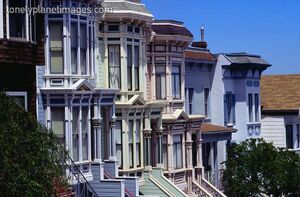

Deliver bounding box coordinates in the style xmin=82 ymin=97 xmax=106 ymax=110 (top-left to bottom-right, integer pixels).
xmin=261 ymin=115 xmax=286 ymax=147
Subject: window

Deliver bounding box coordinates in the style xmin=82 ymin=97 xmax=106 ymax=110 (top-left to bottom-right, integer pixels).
xmin=128 ymin=120 xmax=134 ymax=168
xmin=156 ymin=65 xmax=166 ymax=100
xmin=186 ymin=88 xmax=194 ymax=115
xmin=286 ymin=125 xmax=293 ymax=149
xmin=297 ymin=124 xmax=300 ymax=149
xmin=49 ymin=22 xmax=64 ymax=74
xmin=136 ymin=120 xmax=141 ymax=167
xmin=135 ymin=27 xmax=140 ymax=34
xmin=127 ymin=25 xmax=133 ymax=32
xmin=80 ymin=24 xmax=87 ymax=75
xmin=255 ymin=94 xmax=259 ymax=122
xmin=6 ymin=91 xmax=27 ymax=111
xmin=224 ymin=93 xmax=236 ymax=125
xmin=9 ymin=0 xmax=26 ymax=38
xmin=108 ymin=45 xmax=121 ymax=89
xmin=116 ymin=121 xmax=123 ymax=168
xmin=173 ymin=135 xmax=183 ymax=169
xmin=82 ymin=107 xmax=89 ymax=161
xmin=172 ymin=65 xmax=181 ymax=99
xmin=72 ymin=107 xmax=79 ymax=162
xmin=134 ymin=46 xmax=140 ymax=91
xmin=127 ymin=45 xmax=132 ymax=91
xmin=51 ymin=108 xmax=65 ymax=146
xmin=204 ymin=88 xmax=210 ymax=116
xmin=71 ymin=23 xmax=78 ymax=74
xmin=108 ymin=24 xmax=119 ymax=32
xmin=248 ymin=94 xmax=253 ymax=123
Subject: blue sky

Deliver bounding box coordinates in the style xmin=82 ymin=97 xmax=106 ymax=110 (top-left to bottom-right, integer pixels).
xmin=142 ymin=0 xmax=300 ymax=75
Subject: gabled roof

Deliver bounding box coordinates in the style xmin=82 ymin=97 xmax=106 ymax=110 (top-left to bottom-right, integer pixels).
xmin=151 ymin=20 xmax=193 ymax=37
xmin=128 ymin=95 xmax=146 ymax=106
xmin=201 ymin=123 xmax=237 ymax=134
xmin=71 ymin=79 xmax=95 ymax=91
xmin=261 ymin=74 xmax=300 ymax=113
xmin=162 ymin=109 xmax=205 ymax=122
xmin=221 ymin=53 xmax=271 ymax=68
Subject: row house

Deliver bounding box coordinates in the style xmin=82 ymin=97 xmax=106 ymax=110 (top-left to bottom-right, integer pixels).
xmin=260 ymin=75 xmax=300 ymax=153
xmin=0 ymin=0 xmax=44 ymax=114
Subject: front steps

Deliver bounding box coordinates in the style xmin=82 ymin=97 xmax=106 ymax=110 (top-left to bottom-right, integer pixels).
xmin=140 ymin=167 xmax=188 ymax=197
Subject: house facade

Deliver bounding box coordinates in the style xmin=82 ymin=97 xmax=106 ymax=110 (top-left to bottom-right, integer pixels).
xmin=185 ymin=36 xmax=236 ymax=189
xmin=0 ymin=0 xmax=44 ymax=115
xmin=261 ymin=75 xmax=300 ymax=153
xmin=211 ymin=53 xmax=271 ymax=143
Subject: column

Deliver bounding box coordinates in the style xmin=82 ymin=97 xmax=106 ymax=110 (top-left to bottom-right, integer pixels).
xmin=167 ymin=125 xmax=174 ymax=181
xmin=92 ymin=97 xmax=102 ymax=162
xmin=195 ymin=129 xmax=204 ymax=182
xmin=144 ymin=112 xmax=152 ymax=167
xmin=210 ymin=142 xmax=215 ymax=182
xmin=109 ymin=105 xmax=117 ymax=161
xmin=186 ymin=124 xmax=193 ymax=195
xmin=157 ymin=117 xmax=163 ymax=165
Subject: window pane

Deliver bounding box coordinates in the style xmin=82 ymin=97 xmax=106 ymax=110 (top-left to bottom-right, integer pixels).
xmin=255 ymin=94 xmax=259 ymax=122
xmin=108 ymin=45 xmax=121 ymax=89
xmin=71 ymin=23 xmax=78 ymax=74
xmin=127 ymin=45 xmax=132 ymax=91
xmin=204 ymin=88 xmax=209 ymax=116
xmin=9 ymin=0 xmax=26 ymax=38
xmin=134 ymin=46 xmax=140 ymax=91
xmin=248 ymin=94 xmax=253 ymax=123
xmin=286 ymin=125 xmax=293 ymax=149
xmin=80 ymin=24 xmax=87 ymax=75
xmin=49 ymin=22 xmax=63 ymax=74
xmin=172 ymin=65 xmax=181 ymax=99
xmin=51 ymin=108 xmax=65 ymax=145
xmin=116 ymin=121 xmax=122 ymax=167
xmin=82 ymin=107 xmax=89 ymax=161
xmin=72 ymin=107 xmax=79 ymax=162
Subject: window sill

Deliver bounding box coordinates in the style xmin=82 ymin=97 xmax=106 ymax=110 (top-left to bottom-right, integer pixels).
xmin=6 ymin=37 xmax=37 ymax=44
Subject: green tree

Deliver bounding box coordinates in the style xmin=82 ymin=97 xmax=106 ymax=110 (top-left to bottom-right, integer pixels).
xmin=0 ymin=92 xmax=66 ymax=196
xmin=222 ymin=138 xmax=300 ymax=197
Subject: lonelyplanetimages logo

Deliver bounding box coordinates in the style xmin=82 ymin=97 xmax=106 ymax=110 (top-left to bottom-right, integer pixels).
xmin=7 ymin=4 xmax=113 ymax=15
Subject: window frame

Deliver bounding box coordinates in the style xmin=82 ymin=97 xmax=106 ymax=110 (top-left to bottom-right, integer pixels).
xmin=172 ymin=64 xmax=181 ymax=100
xmin=6 ymin=0 xmax=31 ymax=41
xmin=49 ymin=21 xmax=64 ymax=74
xmin=204 ymin=88 xmax=210 ymax=117
xmin=286 ymin=124 xmax=294 ymax=149
xmin=6 ymin=91 xmax=28 ymax=111
xmin=155 ymin=65 xmax=167 ymax=100
xmin=224 ymin=93 xmax=236 ymax=125
xmin=254 ymin=93 xmax=260 ymax=122
xmin=248 ymin=93 xmax=253 ymax=123
xmin=108 ymin=44 xmax=121 ymax=89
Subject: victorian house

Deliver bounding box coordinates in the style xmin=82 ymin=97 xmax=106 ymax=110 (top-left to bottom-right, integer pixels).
xmin=0 ymin=0 xmax=44 ymax=115
xmin=260 ymin=74 xmax=300 ymax=153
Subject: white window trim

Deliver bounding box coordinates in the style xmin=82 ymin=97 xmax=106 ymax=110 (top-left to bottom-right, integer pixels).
xmin=6 ymin=0 xmax=30 ymax=41
xmin=6 ymin=91 xmax=28 ymax=111
xmin=0 ymin=0 xmax=3 ymax=38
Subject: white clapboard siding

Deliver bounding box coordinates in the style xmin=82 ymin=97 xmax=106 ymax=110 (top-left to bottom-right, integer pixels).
xmin=261 ymin=116 xmax=286 ymax=148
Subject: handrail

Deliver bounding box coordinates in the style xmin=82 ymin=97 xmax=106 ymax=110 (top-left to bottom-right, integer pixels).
xmin=104 ymin=171 xmax=136 ymax=197
xmin=192 ymin=180 xmax=213 ymax=197
xmin=201 ymin=178 xmax=227 ymax=197
xmin=54 ymin=142 xmax=99 ymax=197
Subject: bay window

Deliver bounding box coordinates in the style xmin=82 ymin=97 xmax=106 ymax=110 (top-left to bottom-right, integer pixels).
xmin=128 ymin=120 xmax=134 ymax=168
xmin=49 ymin=22 xmax=64 ymax=74
xmin=255 ymin=94 xmax=259 ymax=122
xmin=155 ymin=65 xmax=166 ymax=100
xmin=136 ymin=120 xmax=141 ymax=167
xmin=172 ymin=65 xmax=181 ymax=99
xmin=71 ymin=23 xmax=78 ymax=74
xmin=173 ymin=135 xmax=183 ymax=169
xmin=108 ymin=45 xmax=121 ymax=89
xmin=51 ymin=108 xmax=65 ymax=146
xmin=224 ymin=93 xmax=236 ymax=125
xmin=9 ymin=0 xmax=26 ymax=38
xmin=116 ymin=121 xmax=123 ymax=168
xmin=80 ymin=24 xmax=87 ymax=75
xmin=127 ymin=45 xmax=132 ymax=91
xmin=134 ymin=46 xmax=140 ymax=91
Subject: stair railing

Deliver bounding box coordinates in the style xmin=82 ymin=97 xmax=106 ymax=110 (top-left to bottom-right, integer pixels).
xmin=53 ymin=141 xmax=99 ymax=197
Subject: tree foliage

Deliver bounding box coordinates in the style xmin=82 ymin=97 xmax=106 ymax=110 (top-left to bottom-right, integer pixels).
xmin=222 ymin=138 xmax=300 ymax=197
xmin=0 ymin=93 xmax=66 ymax=196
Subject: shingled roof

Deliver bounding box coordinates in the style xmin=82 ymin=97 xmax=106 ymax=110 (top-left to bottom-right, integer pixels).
xmin=151 ymin=20 xmax=193 ymax=37
xmin=261 ymin=74 xmax=300 ymax=113
xmin=185 ymin=49 xmax=216 ymax=62
xmin=201 ymin=123 xmax=237 ymax=134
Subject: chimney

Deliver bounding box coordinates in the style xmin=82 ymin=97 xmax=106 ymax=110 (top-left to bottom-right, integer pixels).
xmin=191 ymin=25 xmax=208 ymax=49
